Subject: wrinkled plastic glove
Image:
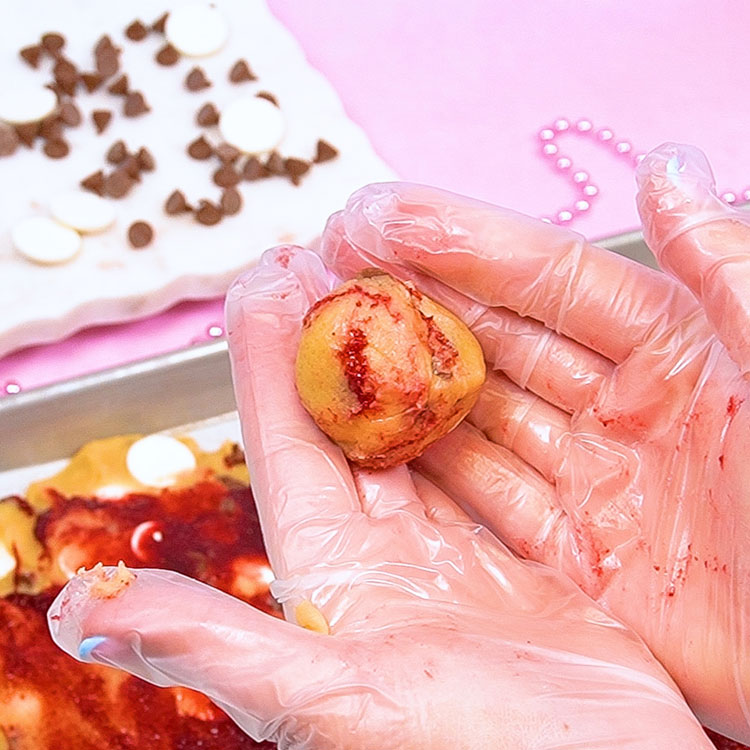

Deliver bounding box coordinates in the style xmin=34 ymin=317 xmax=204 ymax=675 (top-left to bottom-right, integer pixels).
xmin=47 ymin=246 xmax=713 ymax=749
xmin=320 ymin=143 xmax=750 ymax=742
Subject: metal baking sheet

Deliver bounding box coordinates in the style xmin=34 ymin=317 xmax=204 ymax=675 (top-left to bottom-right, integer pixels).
xmin=0 ymin=228 xmax=657 ymax=472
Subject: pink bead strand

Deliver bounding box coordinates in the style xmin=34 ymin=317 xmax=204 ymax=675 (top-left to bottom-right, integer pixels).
xmin=535 ymin=116 xmax=746 ymax=226
xmin=536 ymin=116 xmax=604 ymax=225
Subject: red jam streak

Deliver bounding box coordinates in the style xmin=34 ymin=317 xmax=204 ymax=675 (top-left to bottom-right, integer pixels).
xmin=421 ymin=313 xmax=458 ymax=377
xmin=302 ymin=284 xmax=392 ymax=329
xmin=339 ymin=327 xmax=376 ymax=413
xmin=1 ymin=465 xmax=277 ymax=749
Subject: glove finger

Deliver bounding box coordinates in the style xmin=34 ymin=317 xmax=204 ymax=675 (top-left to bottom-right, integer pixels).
xmin=322 ymin=182 xmax=698 ymax=364
xmin=412 ymin=422 xmax=567 ymax=560
xmin=323 ymin=210 xmax=614 ymax=415
xmin=48 ymin=566 xmax=344 ymax=744
xmin=225 ymin=247 xmax=361 ymax=579
xmin=353 ymin=464 xmax=427 ymax=519
xmin=468 ymin=371 xmax=572 ymax=483
xmin=413 ymin=425 xmax=589 ymax=586
xmin=411 ymin=471 xmax=475 ymax=524
xmin=636 ymin=142 xmax=750 ymax=375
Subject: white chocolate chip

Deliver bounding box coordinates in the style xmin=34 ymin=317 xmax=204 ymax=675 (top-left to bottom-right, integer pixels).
xmin=220 ymin=96 xmax=285 ymax=155
xmin=126 ymin=435 xmax=197 ymax=488
xmin=0 ymin=86 xmax=58 ymax=124
xmin=0 ymin=543 xmax=16 ymax=581
xmin=50 ymin=191 xmax=116 ymax=234
xmin=165 ymin=3 xmax=229 ymax=57
xmin=11 ymin=217 xmax=82 ymax=265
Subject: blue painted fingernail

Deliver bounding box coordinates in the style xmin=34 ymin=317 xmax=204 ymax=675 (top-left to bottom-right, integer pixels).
xmin=78 ymin=635 xmax=107 ymax=660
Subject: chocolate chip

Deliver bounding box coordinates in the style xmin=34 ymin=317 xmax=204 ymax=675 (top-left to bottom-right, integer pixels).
xmin=15 ymin=123 xmax=39 ymax=147
xmin=196 ymin=102 xmax=219 ymax=126
xmin=224 ymin=443 xmax=245 ymax=467
xmin=136 ymin=147 xmax=155 ymax=171
xmin=45 ymin=81 xmax=66 ymax=99
xmin=105 ymin=169 xmax=135 ymax=198
xmin=41 ymin=32 xmax=65 ymax=56
xmin=151 ymin=12 xmax=169 ymax=33
xmin=106 ymin=139 xmax=128 ymax=164
xmin=43 ymin=139 xmax=69 ymax=159
xmin=314 ymin=139 xmax=338 ymax=163
xmin=19 ymin=45 xmax=42 ymax=68
xmin=265 ymin=150 xmax=285 ymax=175
xmin=285 ymin=157 xmax=311 ymax=186
xmin=121 ymin=155 xmax=142 ymax=180
xmin=94 ymin=34 xmax=116 ymax=57
xmin=107 ymin=74 xmax=129 ymax=95
xmin=242 ymin=156 xmax=271 ymax=181
xmin=213 ymin=164 xmax=241 ymax=188
xmin=155 ymin=43 xmax=179 ymax=66
xmin=0 ymin=124 xmax=19 ymax=157
xmin=124 ymin=91 xmax=150 ymax=117
xmin=186 ymin=67 xmax=211 ymax=92
xmin=255 ymin=91 xmax=278 ymax=107
xmin=128 ymin=221 xmax=153 ymax=248
xmin=96 ymin=49 xmax=119 ymax=78
xmin=80 ymin=72 xmax=103 ymax=92
xmin=125 ymin=19 xmax=149 ymax=41
xmin=39 ymin=116 xmax=63 ymax=140
xmin=187 ymin=135 xmax=213 ymax=160
xmin=165 ymin=189 xmax=191 ymax=215
xmin=81 ymin=169 xmax=105 ymax=195
xmin=92 ymin=109 xmax=112 ymax=134
xmin=94 ymin=36 xmax=120 ymax=78
xmin=215 ymin=143 xmax=240 ymax=164
xmin=118 ymin=154 xmax=141 ymax=182
xmin=220 ymin=187 xmax=242 ymax=215
xmin=195 ymin=200 xmax=222 ymax=226
xmin=229 ymin=59 xmax=257 ymax=83
xmin=59 ymin=100 xmax=82 ymax=127
xmin=54 ymin=58 xmax=79 ymax=96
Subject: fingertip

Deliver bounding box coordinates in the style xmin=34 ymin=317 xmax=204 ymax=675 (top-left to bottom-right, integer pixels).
xmin=226 ymin=246 xmax=331 ymax=306
xmin=225 ymin=246 xmax=336 ymax=352
xmin=635 ymin=142 xmax=728 ymax=258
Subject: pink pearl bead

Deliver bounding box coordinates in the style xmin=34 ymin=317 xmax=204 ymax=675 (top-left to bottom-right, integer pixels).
xmin=743 ymin=188 xmax=750 ymax=202
xmin=615 ymin=141 xmax=632 ymax=155
xmin=573 ymin=170 xmax=589 ymax=184
xmin=597 ymin=128 xmax=614 ymax=143
xmin=538 ymin=128 xmax=555 ymax=141
xmin=555 ymin=156 xmax=572 ymax=171
xmin=574 ymin=199 xmax=590 ymax=213
xmin=583 ymin=184 xmax=599 ymax=197
xmin=554 ymin=118 xmax=570 ymax=132
xmin=556 ymin=210 xmax=574 ymax=223
xmin=3 ymin=381 xmax=21 ymax=395
xmin=722 ymin=191 xmax=737 ymax=204
xmin=542 ymin=143 xmax=558 ymax=157
xmin=633 ymin=153 xmax=646 ymax=165
xmin=207 ymin=324 xmax=224 ymax=338
xmin=576 ymin=119 xmax=593 ymax=133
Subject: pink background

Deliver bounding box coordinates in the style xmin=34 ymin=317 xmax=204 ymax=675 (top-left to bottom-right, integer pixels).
xmin=3 ymin=0 xmax=750 ymax=394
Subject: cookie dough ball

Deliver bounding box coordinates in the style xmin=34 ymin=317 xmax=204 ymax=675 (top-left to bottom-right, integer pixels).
xmin=295 ymin=270 xmax=486 ymax=468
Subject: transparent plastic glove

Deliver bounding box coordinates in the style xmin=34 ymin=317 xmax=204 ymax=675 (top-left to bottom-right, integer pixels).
xmin=48 ymin=247 xmax=713 ymax=749
xmin=320 ymin=145 xmax=750 ymax=742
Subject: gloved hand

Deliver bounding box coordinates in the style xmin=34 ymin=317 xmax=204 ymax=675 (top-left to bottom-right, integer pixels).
xmin=320 ymin=143 xmax=750 ymax=742
xmin=48 ymin=247 xmax=713 ymax=749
